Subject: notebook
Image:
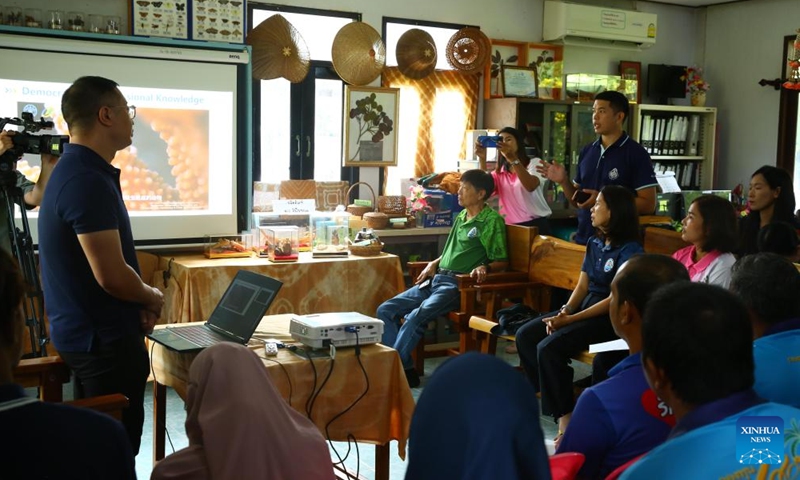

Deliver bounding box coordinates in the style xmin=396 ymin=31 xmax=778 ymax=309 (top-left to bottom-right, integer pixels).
xmin=147 ymin=270 xmax=282 ymax=353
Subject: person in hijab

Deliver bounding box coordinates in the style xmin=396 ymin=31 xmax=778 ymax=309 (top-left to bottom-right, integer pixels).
xmin=405 ymin=353 xmax=550 ymax=480
xmin=151 ymin=343 xmax=334 ymax=480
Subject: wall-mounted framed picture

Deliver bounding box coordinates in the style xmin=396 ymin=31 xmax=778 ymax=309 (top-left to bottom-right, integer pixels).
xmin=191 ymin=0 xmax=246 ymax=43
xmin=484 ymin=39 xmax=528 ymax=99
xmin=527 ymin=43 xmax=563 ymax=100
xmin=343 ymin=86 xmax=399 ymax=167
xmin=502 ymin=65 xmax=539 ymax=98
xmin=131 ymin=0 xmax=189 ymax=39
xmin=619 ymin=60 xmax=642 ymax=104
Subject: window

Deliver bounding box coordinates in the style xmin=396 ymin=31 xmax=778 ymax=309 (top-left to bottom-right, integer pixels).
xmin=381 ymin=18 xmax=481 ymax=195
xmin=250 ymin=6 xmax=359 ymax=183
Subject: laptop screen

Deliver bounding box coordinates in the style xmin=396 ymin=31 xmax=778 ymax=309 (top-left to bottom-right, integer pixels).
xmin=207 ymin=271 xmax=282 ymax=341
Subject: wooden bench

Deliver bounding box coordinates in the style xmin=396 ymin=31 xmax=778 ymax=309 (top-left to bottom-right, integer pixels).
xmin=469 ymin=235 xmax=590 ymax=361
xmin=406 ymin=224 xmax=538 ymax=372
xmin=642 ymin=225 xmax=690 ymax=255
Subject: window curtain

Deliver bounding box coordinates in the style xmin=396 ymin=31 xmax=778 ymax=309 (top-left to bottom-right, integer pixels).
xmin=381 ymin=67 xmax=480 ymax=194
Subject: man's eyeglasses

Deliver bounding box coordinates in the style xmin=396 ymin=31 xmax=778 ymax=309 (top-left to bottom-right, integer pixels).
xmin=109 ymin=105 xmax=136 ymax=120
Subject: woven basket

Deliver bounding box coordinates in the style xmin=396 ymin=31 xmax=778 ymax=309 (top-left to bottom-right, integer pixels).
xmin=346 ymin=182 xmax=377 ymax=218
xmin=331 ymin=22 xmax=386 ymax=86
xmin=349 ymin=242 xmax=384 ymax=256
xmin=378 ymin=195 xmax=407 ymax=215
xmin=363 ymin=211 xmax=389 ymax=229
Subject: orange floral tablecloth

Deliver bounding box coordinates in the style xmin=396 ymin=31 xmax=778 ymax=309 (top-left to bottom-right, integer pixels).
xmin=150 ymin=315 xmax=416 ymax=460
xmin=154 ymin=252 xmax=405 ymax=325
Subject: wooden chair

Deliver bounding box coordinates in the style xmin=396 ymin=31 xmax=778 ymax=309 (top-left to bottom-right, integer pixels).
xmin=13 ymin=356 xmax=129 ymax=420
xmin=66 ymin=394 xmax=130 ymax=421
xmin=14 ymin=356 xmax=71 ymax=401
xmin=469 ymin=235 xmax=589 ymax=361
xmin=642 ymin=225 xmax=690 ymax=255
xmin=406 ymin=225 xmax=538 ymax=372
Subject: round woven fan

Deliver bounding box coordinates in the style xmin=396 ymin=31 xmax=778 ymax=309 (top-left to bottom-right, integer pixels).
xmin=396 ymin=28 xmax=437 ymax=80
xmin=445 ymin=27 xmax=490 ymax=75
xmin=332 ymin=22 xmax=386 ymax=85
xmin=247 ymin=14 xmax=310 ymax=83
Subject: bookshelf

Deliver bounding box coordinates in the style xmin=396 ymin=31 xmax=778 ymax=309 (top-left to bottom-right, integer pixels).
xmin=631 ymin=104 xmax=717 ymax=190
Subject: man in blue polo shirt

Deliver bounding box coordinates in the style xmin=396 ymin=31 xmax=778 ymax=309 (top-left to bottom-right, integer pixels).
xmin=38 ymin=76 xmax=164 ymax=455
xmin=538 ymin=91 xmax=657 ymax=245
xmin=730 ymin=253 xmax=800 ymax=407
xmin=557 ymin=254 xmax=688 ymax=479
xmin=377 ymin=169 xmax=508 ymax=387
xmin=620 ymin=282 xmax=800 ymax=479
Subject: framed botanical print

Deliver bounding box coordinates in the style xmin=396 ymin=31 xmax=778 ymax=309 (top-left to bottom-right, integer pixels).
xmin=484 ymin=39 xmax=527 ymax=99
xmin=343 ymin=86 xmax=399 ymax=167
xmin=527 ymin=43 xmax=564 ymax=100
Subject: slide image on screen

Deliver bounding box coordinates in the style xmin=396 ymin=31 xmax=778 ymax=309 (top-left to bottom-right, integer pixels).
xmin=5 ymin=81 xmax=231 ymax=214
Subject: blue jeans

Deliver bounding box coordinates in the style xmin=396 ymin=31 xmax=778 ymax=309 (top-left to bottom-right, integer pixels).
xmin=377 ymin=274 xmax=461 ymax=369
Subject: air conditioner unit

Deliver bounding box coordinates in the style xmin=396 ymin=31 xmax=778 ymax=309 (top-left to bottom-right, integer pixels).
xmin=543 ymin=1 xmax=657 ymax=51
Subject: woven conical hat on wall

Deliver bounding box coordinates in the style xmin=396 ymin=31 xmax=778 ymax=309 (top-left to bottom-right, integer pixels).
xmin=445 ymin=27 xmax=490 ymax=75
xmin=247 ymin=14 xmax=310 ymax=83
xmin=332 ymin=22 xmax=386 ymax=85
xmin=396 ymin=28 xmax=437 ymax=80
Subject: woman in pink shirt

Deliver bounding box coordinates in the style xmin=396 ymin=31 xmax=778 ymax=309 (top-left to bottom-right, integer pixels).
xmin=672 ymin=194 xmax=738 ymax=288
xmin=475 ymin=127 xmax=552 ymax=234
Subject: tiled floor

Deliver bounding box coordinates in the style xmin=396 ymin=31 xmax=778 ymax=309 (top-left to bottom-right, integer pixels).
xmin=133 ymin=339 xmax=589 ymax=479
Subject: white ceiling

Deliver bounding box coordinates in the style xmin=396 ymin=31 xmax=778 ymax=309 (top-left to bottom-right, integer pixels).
xmin=650 ymin=0 xmax=746 ymax=6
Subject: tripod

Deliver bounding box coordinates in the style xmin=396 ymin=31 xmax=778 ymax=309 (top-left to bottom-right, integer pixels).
xmin=1 ymin=171 xmax=48 ymax=358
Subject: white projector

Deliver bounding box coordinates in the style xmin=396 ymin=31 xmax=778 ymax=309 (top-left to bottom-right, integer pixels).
xmin=289 ymin=312 xmax=385 ymax=349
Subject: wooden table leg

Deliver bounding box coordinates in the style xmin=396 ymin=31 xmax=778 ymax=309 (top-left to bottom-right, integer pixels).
xmin=375 ymin=443 xmax=390 ymax=480
xmin=153 ymin=380 xmax=167 ymax=462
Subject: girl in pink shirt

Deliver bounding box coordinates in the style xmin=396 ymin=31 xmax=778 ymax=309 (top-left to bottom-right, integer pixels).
xmin=476 ymin=127 xmax=552 ymax=233
xmin=672 ymin=195 xmax=738 ymax=288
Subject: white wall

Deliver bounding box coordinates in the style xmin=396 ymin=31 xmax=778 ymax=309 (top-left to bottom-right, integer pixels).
xmin=705 ymin=0 xmax=800 ymax=189
xmin=560 ymin=1 xmax=702 ymax=106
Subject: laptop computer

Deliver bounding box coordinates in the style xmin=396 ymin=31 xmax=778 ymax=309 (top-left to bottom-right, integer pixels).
xmin=147 ymin=270 xmax=282 ymax=353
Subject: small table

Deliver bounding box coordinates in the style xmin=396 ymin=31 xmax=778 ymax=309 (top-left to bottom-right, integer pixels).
xmin=155 ymin=252 xmax=404 ymax=324
xmin=150 ymin=314 xmax=416 ymax=480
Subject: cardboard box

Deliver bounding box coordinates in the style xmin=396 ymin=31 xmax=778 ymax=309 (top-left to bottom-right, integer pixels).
xmin=422 ymin=212 xmax=454 ymax=228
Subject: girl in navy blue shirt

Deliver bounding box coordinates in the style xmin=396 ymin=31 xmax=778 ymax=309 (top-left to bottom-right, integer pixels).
xmin=516 ymin=185 xmax=643 ymax=441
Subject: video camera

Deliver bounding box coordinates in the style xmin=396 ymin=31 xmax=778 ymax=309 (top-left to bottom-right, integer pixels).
xmin=0 ymin=112 xmax=69 ymax=175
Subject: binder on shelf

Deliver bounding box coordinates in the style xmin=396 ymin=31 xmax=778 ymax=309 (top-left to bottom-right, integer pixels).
xmin=687 ymin=115 xmax=700 ymax=156
xmin=677 ymin=115 xmax=688 ymax=155
xmin=641 ymin=114 xmax=651 ymax=153
xmin=648 ymin=116 xmax=657 ymax=154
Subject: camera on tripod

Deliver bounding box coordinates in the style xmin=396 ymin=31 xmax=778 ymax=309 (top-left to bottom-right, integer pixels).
xmin=0 ymin=112 xmax=70 ymax=174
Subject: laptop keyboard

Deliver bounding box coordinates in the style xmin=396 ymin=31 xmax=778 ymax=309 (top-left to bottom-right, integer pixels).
xmin=171 ymin=325 xmax=232 ymax=347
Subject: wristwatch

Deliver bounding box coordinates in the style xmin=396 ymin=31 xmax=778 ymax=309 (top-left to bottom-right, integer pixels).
xmin=560 ymin=304 xmax=575 ymax=314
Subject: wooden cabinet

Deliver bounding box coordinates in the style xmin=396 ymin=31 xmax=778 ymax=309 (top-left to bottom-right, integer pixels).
xmin=631 ymin=104 xmax=718 ymax=190
xmin=483 ymin=98 xmax=595 ymax=170
xmin=483 ymin=98 xmax=595 ymax=216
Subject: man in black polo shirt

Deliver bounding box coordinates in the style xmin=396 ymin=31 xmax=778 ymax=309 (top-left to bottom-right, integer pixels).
xmin=38 ymin=76 xmax=164 ymax=455
xmin=539 ymin=91 xmax=657 ymax=245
